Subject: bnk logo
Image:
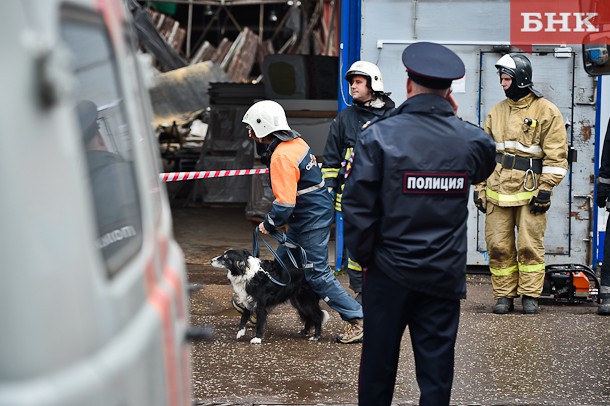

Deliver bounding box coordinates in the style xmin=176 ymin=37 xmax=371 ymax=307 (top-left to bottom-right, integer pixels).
xmin=510 ymin=0 xmax=607 ymax=51
xmin=521 ymin=12 xmax=597 ymax=32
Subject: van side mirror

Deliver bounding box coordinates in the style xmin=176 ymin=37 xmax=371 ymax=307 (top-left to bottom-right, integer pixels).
xmin=582 ymin=31 xmax=610 ymax=76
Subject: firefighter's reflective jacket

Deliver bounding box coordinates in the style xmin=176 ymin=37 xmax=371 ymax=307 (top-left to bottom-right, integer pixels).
xmin=481 ymin=93 xmax=568 ymax=206
xmin=263 ymin=135 xmax=333 ymax=233
xmin=322 ymin=96 xmax=395 ymax=211
xmin=342 ymin=94 xmax=496 ymax=299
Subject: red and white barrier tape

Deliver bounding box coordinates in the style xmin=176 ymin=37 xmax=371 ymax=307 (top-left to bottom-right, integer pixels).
xmin=160 ymin=168 xmax=269 ymax=182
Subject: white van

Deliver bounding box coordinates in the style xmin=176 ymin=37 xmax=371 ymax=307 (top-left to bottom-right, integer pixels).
xmin=0 ymin=1 xmax=192 ymax=405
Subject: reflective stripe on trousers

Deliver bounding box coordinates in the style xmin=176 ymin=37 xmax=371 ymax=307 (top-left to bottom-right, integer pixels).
xmin=485 ymin=203 xmax=547 ymax=298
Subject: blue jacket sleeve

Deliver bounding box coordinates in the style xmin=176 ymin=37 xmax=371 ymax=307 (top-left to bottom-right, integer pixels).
xmin=263 ymin=151 xmax=298 ymax=231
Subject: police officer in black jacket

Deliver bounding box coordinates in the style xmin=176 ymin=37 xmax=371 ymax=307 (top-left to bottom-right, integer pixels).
xmin=342 ymin=42 xmax=496 ymax=406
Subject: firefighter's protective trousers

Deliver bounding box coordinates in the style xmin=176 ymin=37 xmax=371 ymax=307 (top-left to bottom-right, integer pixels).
xmin=485 ymin=203 xmax=547 ymax=298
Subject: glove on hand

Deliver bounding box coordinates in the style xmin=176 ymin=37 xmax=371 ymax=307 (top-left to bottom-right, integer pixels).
xmin=473 ymin=190 xmax=487 ymax=214
xmin=529 ymin=189 xmax=552 ymax=214
xmin=596 ymin=182 xmax=610 ymax=209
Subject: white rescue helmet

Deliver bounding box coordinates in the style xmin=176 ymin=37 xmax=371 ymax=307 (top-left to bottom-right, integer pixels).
xmin=242 ymin=100 xmax=291 ymax=138
xmin=345 ymin=60 xmax=384 ymax=96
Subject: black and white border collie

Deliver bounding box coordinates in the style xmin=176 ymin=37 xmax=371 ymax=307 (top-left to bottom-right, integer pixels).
xmin=211 ymin=249 xmax=329 ymax=344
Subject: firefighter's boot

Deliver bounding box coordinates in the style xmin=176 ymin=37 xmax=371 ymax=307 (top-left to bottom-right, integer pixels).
xmin=522 ymin=296 xmax=539 ymax=314
xmin=492 ymin=297 xmax=514 ymax=314
xmin=598 ymin=291 xmax=610 ymax=316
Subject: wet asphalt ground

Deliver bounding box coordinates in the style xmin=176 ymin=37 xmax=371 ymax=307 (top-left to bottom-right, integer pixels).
xmin=172 ymin=206 xmax=610 ymax=406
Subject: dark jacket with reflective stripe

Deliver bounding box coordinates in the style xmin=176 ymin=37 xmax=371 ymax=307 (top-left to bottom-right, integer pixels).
xmin=342 ymin=94 xmax=496 ymax=299
xmin=322 ymin=96 xmax=395 ymax=190
xmin=263 ymin=136 xmax=333 ymax=234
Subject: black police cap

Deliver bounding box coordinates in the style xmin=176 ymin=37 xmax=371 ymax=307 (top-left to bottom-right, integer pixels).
xmin=402 ymin=42 xmax=465 ymax=89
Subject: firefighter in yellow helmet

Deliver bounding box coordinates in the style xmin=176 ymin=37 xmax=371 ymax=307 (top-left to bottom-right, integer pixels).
xmin=474 ymin=54 xmax=568 ymax=314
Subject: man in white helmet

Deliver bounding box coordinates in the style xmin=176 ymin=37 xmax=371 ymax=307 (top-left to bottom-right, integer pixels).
xmin=241 ymin=100 xmax=364 ymax=344
xmin=321 ymin=60 xmax=395 ymax=304
xmin=474 ymin=53 xmax=568 ymax=315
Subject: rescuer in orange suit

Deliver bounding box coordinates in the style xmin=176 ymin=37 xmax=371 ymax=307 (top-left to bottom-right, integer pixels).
xmin=240 ymin=100 xmax=364 ymax=344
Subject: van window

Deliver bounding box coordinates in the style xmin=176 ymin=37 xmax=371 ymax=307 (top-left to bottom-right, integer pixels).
xmin=61 ymin=11 xmax=143 ymax=277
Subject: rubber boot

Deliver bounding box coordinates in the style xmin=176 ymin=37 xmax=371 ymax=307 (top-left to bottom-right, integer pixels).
xmin=598 ymin=293 xmax=610 ymax=315
xmin=492 ymin=297 xmax=514 ymax=314
xmin=522 ymin=296 xmax=539 ymax=314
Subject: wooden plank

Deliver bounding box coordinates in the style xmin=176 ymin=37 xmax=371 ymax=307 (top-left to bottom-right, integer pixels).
xmin=226 ymin=28 xmax=260 ymax=82
xmin=190 ymin=41 xmax=217 ymax=65
xmin=211 ymin=38 xmax=233 ymax=63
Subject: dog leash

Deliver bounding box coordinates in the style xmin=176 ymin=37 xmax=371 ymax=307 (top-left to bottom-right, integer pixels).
xmin=252 ymin=227 xmax=308 ymax=287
